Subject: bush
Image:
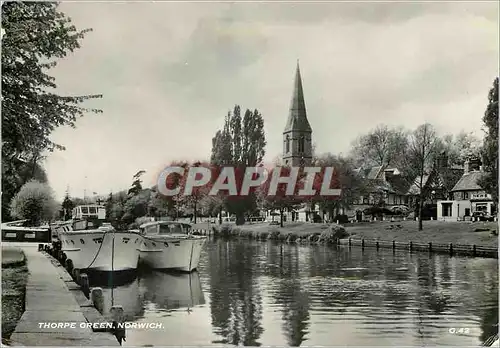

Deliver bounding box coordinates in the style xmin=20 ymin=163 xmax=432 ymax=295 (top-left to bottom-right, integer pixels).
xmin=10 ymin=180 xmax=58 ymax=226
xmin=333 ymin=214 xmax=349 ymax=223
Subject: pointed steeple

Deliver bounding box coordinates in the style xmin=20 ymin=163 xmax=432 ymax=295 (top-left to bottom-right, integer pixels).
xmin=284 ymin=61 xmax=312 ymax=133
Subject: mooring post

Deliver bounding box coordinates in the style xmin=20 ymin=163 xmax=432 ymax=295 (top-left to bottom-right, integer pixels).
xmin=409 ymin=241 xmax=413 ymax=253
xmin=80 ymin=273 xmax=90 ymax=298
xmin=361 ymin=239 xmax=365 ymax=250
xmin=348 ymin=238 xmax=352 ymax=247
xmin=60 ymin=252 xmax=67 ymax=265
xmin=392 ymin=240 xmax=396 ymax=250
xmin=376 ymin=241 xmax=379 ymax=250
xmin=449 ymin=243 xmax=454 ymax=256
xmin=73 ymin=268 xmax=81 ymax=284
xmin=65 ymin=259 xmax=74 ymax=274
xmin=90 ymin=287 xmax=104 ymax=314
xmin=429 ymin=242 xmax=432 ymax=253
xmin=110 ymin=305 xmax=126 ymax=345
xmin=472 ymin=244 xmax=477 ymax=257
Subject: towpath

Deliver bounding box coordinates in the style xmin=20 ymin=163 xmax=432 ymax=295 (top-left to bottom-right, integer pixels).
xmin=5 ymin=243 xmax=119 ymax=346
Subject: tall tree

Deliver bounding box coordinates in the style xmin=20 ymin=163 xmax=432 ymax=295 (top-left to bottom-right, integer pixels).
xmin=478 ymin=77 xmax=499 ymax=204
xmin=438 ymin=131 xmax=482 ymax=166
xmin=128 ymin=170 xmax=146 ymax=196
xmin=1 ymin=2 xmax=102 ymax=221
xmin=351 ymin=124 xmax=408 ymax=168
xmin=404 ymin=123 xmax=441 ymax=231
xmin=210 ymin=105 xmax=266 ymax=225
xmin=105 ymin=192 xmax=113 ymax=220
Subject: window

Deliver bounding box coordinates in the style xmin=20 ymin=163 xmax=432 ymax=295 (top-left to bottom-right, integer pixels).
xmin=298 ymin=136 xmax=305 ymax=153
xmin=442 ymin=203 xmax=452 ymax=217
xmin=465 ymin=208 xmax=471 ymax=217
xmin=81 ymin=207 xmax=89 ymax=214
xmin=285 ymin=135 xmax=290 ymax=153
xmin=89 ymin=207 xmax=97 ymax=214
xmin=463 ymin=192 xmax=469 ymax=200
xmin=80 ymin=239 xmax=85 ymax=244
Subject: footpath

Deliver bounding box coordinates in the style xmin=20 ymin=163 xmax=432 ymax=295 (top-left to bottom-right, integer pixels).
xmin=5 ymin=243 xmax=119 ymax=346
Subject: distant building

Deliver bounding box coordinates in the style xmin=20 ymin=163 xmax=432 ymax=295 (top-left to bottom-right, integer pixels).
xmin=263 ymin=61 xmax=317 ymax=222
xmin=282 ymin=61 xmax=313 ymax=167
xmin=436 ymin=158 xmax=495 ymax=221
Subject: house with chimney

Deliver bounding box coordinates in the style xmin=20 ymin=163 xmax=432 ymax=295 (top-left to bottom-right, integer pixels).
xmin=353 ymin=151 xmax=464 ymax=220
xmin=436 ymin=157 xmax=495 ymax=221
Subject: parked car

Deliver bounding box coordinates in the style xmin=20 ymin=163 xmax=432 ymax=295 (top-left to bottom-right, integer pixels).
xmin=472 ymin=211 xmax=494 ymax=222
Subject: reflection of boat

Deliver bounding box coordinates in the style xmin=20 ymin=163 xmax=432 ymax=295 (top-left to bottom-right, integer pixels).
xmin=59 ymin=222 xmax=141 ymax=272
xmin=100 ymin=277 xmax=144 ymax=322
xmin=138 ymin=221 xmax=207 ymax=272
xmin=139 ymin=270 xmax=205 ymax=310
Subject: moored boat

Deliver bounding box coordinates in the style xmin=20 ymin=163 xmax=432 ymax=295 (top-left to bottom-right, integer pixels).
xmin=59 ymin=221 xmax=142 ymax=273
xmin=138 ymin=221 xmax=207 ymax=272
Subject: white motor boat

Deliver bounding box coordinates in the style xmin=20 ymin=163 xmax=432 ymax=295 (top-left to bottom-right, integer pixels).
xmin=138 ymin=221 xmax=207 ymax=272
xmin=58 ymin=220 xmax=142 ymax=273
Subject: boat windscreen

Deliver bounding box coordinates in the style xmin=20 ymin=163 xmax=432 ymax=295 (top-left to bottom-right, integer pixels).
xmin=159 ymin=224 xmax=186 ymax=235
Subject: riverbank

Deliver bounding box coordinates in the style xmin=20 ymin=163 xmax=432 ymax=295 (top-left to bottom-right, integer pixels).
xmin=205 ymin=220 xmax=498 ymax=256
xmin=2 ymin=247 xmax=28 ymax=342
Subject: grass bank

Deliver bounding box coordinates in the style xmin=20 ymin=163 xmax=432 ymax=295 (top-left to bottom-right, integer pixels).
xmin=203 ymin=220 xmax=498 ymax=248
xmin=346 ymin=220 xmax=498 ymax=248
xmin=2 ymin=262 xmax=28 ymax=340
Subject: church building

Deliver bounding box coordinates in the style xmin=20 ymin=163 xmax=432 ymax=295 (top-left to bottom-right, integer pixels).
xmin=282 ymin=61 xmax=313 ymax=167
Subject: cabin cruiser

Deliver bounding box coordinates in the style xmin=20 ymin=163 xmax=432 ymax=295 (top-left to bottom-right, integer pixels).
xmin=57 ymin=219 xmax=141 ymax=273
xmin=138 ymin=221 xmax=207 ymax=272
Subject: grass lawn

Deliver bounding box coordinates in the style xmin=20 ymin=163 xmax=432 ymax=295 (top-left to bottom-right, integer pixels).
xmin=1 ymin=264 xmax=28 ymax=341
xmin=197 ymin=220 xmax=498 ymax=247
xmin=345 ymin=220 xmax=498 ymax=247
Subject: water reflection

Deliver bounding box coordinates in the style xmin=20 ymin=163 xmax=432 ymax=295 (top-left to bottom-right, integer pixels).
xmin=104 ymin=239 xmax=497 ymax=347
xmin=140 ymin=270 xmax=205 ymax=310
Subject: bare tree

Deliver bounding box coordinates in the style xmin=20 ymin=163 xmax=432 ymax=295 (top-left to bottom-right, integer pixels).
xmin=404 ymin=123 xmax=441 ymax=231
xmin=351 ymin=124 xmax=408 ymax=168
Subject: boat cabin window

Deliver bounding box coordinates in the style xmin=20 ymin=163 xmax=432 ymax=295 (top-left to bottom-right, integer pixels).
xmin=81 ymin=207 xmax=89 ymax=214
xmin=143 ymin=225 xmax=158 ymax=235
xmin=88 ymin=207 xmax=97 ymax=214
xmin=159 ymin=224 xmax=187 ymax=235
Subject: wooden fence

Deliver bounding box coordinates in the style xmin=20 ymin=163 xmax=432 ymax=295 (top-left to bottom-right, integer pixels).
xmin=339 ymin=238 xmax=498 ymax=258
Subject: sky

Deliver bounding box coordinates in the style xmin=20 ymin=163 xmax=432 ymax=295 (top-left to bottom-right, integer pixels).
xmin=42 ymin=1 xmax=499 ymax=201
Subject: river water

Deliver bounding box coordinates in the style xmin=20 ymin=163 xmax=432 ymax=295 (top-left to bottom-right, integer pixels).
xmin=99 ymin=239 xmax=498 ymax=347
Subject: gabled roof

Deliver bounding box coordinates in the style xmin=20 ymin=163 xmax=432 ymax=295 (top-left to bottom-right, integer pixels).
xmin=451 ymin=171 xmax=485 ymax=192
xmin=407 ymin=176 xmax=426 ymax=195
xmin=366 ymin=166 xmax=383 ymax=180
xmin=385 ymin=173 xmax=411 ymax=195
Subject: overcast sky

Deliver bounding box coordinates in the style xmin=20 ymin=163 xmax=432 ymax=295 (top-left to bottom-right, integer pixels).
xmin=43 ymin=1 xmax=499 ymax=200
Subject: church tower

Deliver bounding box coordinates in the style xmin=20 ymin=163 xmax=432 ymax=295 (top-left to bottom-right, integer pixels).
xmin=283 ymin=61 xmax=313 ymax=166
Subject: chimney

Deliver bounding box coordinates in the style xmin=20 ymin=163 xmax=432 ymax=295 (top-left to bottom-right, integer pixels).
xmin=464 ymin=159 xmax=470 ymax=174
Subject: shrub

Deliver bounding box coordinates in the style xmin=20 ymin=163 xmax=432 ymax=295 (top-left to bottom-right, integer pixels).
xmin=10 ymin=180 xmax=58 ymax=226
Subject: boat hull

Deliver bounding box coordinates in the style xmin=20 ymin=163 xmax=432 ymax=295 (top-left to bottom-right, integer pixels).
xmin=60 ymin=230 xmax=141 ymax=272
xmin=138 ymin=236 xmax=206 ymax=272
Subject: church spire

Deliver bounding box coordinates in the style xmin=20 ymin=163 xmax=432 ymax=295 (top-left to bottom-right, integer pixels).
xmin=284 ymin=60 xmax=312 ymax=133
